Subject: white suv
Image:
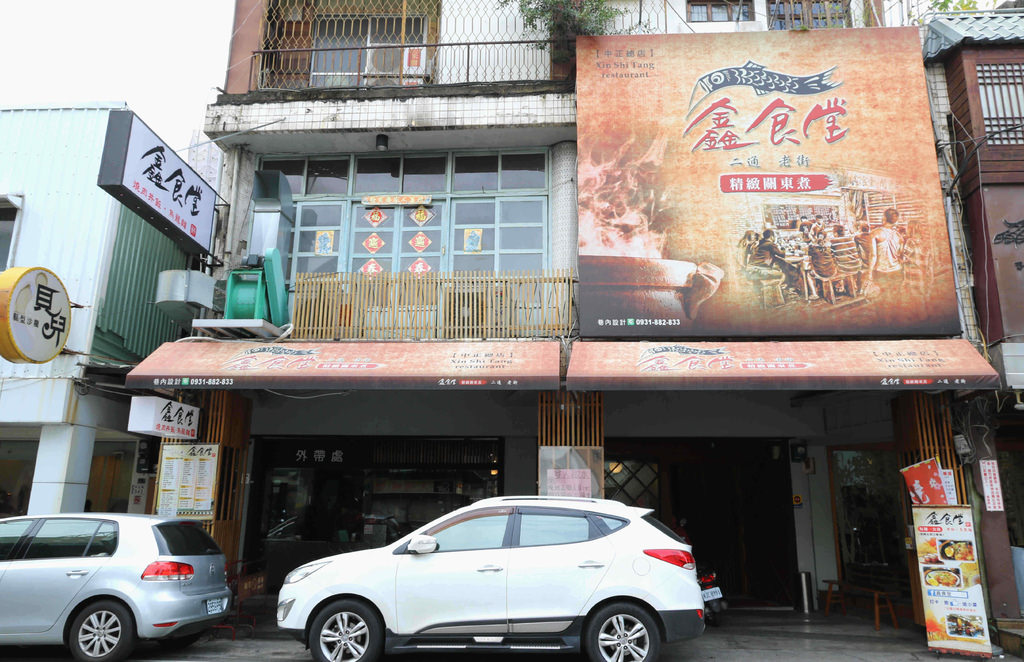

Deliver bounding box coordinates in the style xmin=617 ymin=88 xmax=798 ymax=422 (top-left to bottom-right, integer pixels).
xmin=277 ymin=496 xmax=704 ymax=662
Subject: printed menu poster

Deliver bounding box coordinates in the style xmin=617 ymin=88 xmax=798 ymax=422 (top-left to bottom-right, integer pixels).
xmin=155 ymin=444 xmax=219 ymax=519
xmin=546 ymin=469 xmax=593 ymax=497
xmin=913 ymin=505 xmax=992 ymax=658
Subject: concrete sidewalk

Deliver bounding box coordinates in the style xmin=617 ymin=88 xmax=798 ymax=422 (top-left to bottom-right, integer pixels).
xmin=4 ymin=608 xmax=1016 ymax=661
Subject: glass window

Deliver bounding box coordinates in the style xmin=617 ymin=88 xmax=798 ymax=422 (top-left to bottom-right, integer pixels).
xmin=501 ymin=154 xmax=545 ymax=190
xmin=739 ymin=2 xmax=751 ymax=19
xmin=300 ymin=205 xmax=344 ymax=227
xmin=711 ymin=4 xmax=729 ymax=20
xmin=154 ymin=523 xmax=222 ymax=556
xmin=297 ymin=255 xmax=340 ymax=274
xmin=85 ymin=522 xmax=117 ymax=557
xmin=0 ymin=519 xmax=33 ymax=560
xmin=427 ymin=510 xmax=510 ymax=552
xmin=500 ymin=200 xmax=544 ymax=224
xmin=519 ymin=513 xmax=590 ymax=547
xmin=0 ymin=207 xmax=16 ymax=270
xmin=23 ymin=519 xmax=100 ymax=560
xmin=454 ymin=155 xmax=498 ymax=191
xmin=355 ymin=157 xmax=401 ymax=193
xmin=690 ymin=3 xmax=708 ymax=20
xmin=403 ymin=156 xmax=446 ymax=193
xmin=306 ymin=159 xmax=350 ymax=195
xmin=262 ymin=159 xmax=305 ymax=195
xmin=499 ymin=253 xmax=543 ymax=271
xmin=596 ymin=515 xmax=627 ymax=533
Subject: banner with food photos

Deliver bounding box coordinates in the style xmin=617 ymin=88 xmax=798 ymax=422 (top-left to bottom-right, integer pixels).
xmin=912 ymin=505 xmax=992 ymax=658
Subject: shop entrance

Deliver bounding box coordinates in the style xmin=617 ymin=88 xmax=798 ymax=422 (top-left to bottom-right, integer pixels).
xmin=606 ymin=438 xmax=798 ymax=606
xmin=247 ymin=437 xmax=503 ymax=588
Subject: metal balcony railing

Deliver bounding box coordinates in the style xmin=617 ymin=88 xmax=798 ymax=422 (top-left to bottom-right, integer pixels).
xmin=249 ymin=0 xmax=661 ymax=92
xmin=292 ymin=269 xmax=575 ymax=340
xmin=252 ymin=40 xmax=569 ymax=90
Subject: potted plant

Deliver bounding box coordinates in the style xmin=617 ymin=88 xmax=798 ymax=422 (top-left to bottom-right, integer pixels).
xmin=500 ymin=0 xmax=626 ymax=80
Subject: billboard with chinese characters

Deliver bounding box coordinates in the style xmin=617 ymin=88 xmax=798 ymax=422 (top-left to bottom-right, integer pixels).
xmin=576 ymin=29 xmax=959 ymax=336
xmin=912 ymin=505 xmax=992 ymax=658
xmin=98 ymin=110 xmax=216 ymax=254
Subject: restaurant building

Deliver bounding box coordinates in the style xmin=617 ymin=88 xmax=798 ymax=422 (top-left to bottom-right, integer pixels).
xmin=125 ymin=0 xmax=1022 ymax=633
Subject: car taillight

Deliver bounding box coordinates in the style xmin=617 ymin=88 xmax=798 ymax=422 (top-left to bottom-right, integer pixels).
xmin=644 ymin=549 xmax=696 ymax=571
xmin=141 ymin=561 xmax=195 ymax=581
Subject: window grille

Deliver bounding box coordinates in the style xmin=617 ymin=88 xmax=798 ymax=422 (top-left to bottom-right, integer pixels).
xmin=977 ymin=63 xmax=1024 ymax=145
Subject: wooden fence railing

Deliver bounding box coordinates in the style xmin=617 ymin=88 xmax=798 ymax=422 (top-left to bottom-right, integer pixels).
xmin=293 ymin=269 xmax=574 ymax=340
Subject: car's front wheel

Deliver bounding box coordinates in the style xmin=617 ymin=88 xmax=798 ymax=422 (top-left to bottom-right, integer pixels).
xmin=584 ymin=602 xmax=662 ymax=662
xmin=308 ymin=598 xmax=384 ymax=662
xmin=68 ymin=600 xmax=137 ymax=662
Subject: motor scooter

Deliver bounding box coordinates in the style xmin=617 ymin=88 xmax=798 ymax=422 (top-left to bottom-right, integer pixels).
xmin=697 ymin=565 xmax=727 ymax=626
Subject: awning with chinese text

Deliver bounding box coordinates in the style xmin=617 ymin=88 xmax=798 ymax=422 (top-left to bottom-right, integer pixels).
xmin=565 ymin=339 xmax=999 ymax=390
xmin=126 ymin=340 xmax=561 ymax=390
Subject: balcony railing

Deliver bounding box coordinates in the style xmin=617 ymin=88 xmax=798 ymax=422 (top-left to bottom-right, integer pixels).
xmin=292 ymin=269 xmax=575 ymax=340
xmin=248 ymin=0 xmax=660 ymax=92
xmin=252 ymin=40 xmax=568 ymax=91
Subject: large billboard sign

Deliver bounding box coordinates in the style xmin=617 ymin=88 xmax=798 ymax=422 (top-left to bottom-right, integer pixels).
xmin=576 ymin=29 xmax=959 ymax=337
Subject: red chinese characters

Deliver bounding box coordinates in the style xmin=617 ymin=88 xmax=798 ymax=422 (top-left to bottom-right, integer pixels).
xmin=685 ymin=98 xmax=755 ymax=152
xmin=687 ymin=95 xmax=850 ymax=149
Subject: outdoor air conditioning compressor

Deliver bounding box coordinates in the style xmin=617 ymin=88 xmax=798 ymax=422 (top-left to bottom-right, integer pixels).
xmin=155 ymin=269 xmax=220 ymax=323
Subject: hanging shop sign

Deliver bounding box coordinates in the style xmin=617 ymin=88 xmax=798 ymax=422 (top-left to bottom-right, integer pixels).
xmin=912 ymin=505 xmax=992 ymax=658
xmin=0 ymin=267 xmax=70 ymax=364
xmin=128 ymin=396 xmax=200 ymax=440
xmin=156 ymin=443 xmax=219 ymax=520
xmin=98 ymin=110 xmax=216 ymax=255
xmin=575 ymin=29 xmax=958 ymax=336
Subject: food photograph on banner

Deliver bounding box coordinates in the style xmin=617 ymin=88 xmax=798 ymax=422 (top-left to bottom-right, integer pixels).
xmin=576 ymin=28 xmax=959 ymax=336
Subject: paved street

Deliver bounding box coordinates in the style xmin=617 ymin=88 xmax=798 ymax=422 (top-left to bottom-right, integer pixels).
xmin=5 ymin=609 xmax=1011 ymax=662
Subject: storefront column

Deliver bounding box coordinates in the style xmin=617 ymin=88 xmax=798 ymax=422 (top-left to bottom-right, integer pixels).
xmin=27 ymin=424 xmax=96 ymax=514
xmin=550 ymin=141 xmax=578 ymax=271
xmin=970 ymin=454 xmax=1021 ymax=619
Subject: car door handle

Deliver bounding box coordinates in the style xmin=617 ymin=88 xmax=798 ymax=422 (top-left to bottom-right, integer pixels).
xmin=476 ymin=565 xmax=504 ymax=573
xmin=66 ymin=570 xmax=89 ymax=577
xmin=578 ymin=561 xmax=606 ymax=569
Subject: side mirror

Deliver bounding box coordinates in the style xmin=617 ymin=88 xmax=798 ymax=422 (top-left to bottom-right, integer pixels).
xmin=407 ymin=534 xmax=438 ymax=555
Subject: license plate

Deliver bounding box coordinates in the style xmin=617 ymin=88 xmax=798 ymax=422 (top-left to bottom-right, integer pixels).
xmin=701 ymin=587 xmax=723 ymax=601
xmin=206 ymin=599 xmax=225 ymax=615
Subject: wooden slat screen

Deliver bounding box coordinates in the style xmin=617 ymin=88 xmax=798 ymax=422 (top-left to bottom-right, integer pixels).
xmin=293 ymin=269 xmax=574 ymax=340
xmin=154 ymin=391 xmax=251 ymax=564
xmin=538 ymin=391 xmax=604 ymax=447
xmin=894 ymin=392 xmax=966 ymax=501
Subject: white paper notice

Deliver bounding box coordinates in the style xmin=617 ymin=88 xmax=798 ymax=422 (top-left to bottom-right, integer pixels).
xmin=979 ymin=459 xmax=1004 ymax=512
xmin=546 ymin=469 xmax=592 ymax=497
xmin=940 ymin=469 xmax=958 ymax=505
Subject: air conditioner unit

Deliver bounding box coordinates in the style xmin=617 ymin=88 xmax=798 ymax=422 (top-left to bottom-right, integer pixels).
xmin=364 ymin=45 xmax=431 ymax=84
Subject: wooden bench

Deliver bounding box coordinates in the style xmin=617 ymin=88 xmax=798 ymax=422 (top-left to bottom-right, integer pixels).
xmin=823 ymin=579 xmax=899 ymax=631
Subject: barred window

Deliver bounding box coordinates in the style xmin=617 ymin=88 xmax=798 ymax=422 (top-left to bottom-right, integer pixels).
xmin=977 ymin=63 xmax=1024 ymax=145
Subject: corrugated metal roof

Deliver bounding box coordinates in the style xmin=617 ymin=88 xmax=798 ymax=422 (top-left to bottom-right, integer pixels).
xmin=924 ymin=11 xmax=1024 ymax=61
xmin=0 ymin=106 xmax=125 ymax=379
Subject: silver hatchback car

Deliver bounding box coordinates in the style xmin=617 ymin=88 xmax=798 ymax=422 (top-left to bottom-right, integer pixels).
xmin=0 ymin=513 xmax=231 ymax=662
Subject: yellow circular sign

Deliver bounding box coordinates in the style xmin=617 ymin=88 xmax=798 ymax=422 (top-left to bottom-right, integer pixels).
xmin=0 ymin=267 xmax=71 ymax=364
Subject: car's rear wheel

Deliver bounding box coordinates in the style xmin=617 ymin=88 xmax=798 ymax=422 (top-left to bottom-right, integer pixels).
xmin=584 ymin=602 xmax=661 ymax=662
xmin=68 ymin=600 xmax=137 ymax=662
xmin=308 ymin=598 xmax=383 ymax=662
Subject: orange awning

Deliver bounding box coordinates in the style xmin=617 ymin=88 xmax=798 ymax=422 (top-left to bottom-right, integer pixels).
xmin=126 ymin=340 xmax=561 ymax=390
xmin=566 ymin=339 xmax=999 ymax=390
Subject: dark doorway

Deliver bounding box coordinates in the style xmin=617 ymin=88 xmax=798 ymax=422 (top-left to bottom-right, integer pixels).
xmin=607 ymin=438 xmax=798 ymax=606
